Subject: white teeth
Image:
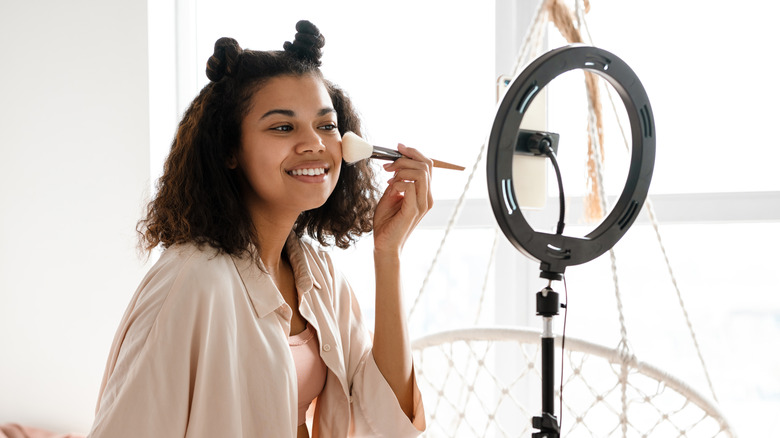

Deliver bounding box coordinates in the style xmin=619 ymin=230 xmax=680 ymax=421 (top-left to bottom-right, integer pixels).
xmin=289 ymin=168 xmax=326 ymax=176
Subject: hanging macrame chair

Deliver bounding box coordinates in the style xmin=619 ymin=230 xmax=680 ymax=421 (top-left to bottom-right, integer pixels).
xmin=409 ymin=0 xmax=736 ymax=436
xmin=413 ymin=328 xmax=733 ymax=437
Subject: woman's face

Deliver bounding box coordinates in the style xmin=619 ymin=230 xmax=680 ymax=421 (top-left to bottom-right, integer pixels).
xmin=234 ymin=74 xmax=342 ymax=219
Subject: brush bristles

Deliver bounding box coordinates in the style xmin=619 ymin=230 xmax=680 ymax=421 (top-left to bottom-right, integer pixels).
xmin=341 ymin=132 xmax=374 ymax=163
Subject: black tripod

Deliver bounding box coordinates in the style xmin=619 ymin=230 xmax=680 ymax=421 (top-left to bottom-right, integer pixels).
xmin=532 ymin=272 xmax=563 ymax=438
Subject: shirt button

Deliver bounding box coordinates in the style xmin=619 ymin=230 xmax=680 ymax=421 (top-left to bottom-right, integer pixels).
xmin=323 ymin=344 xmax=331 ymax=352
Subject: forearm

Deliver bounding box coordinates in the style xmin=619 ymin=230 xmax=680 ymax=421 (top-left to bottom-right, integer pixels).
xmin=372 ymin=248 xmax=415 ymax=420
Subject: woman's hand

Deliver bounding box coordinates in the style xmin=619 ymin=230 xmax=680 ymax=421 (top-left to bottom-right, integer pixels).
xmin=371 ymin=143 xmax=433 ymax=422
xmin=372 ymin=143 xmax=434 ymax=255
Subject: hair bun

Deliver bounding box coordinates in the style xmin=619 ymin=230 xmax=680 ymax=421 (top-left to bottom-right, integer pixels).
xmin=206 ymin=37 xmax=242 ymax=82
xmin=282 ymin=20 xmax=325 ymax=66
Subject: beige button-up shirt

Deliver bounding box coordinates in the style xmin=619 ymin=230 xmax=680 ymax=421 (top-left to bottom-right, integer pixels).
xmin=87 ymin=236 xmax=425 ymax=437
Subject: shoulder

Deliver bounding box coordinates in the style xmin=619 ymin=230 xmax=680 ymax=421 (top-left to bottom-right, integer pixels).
xmin=153 ymin=243 xmax=236 ymax=285
xmin=134 ymin=243 xmax=242 ymax=313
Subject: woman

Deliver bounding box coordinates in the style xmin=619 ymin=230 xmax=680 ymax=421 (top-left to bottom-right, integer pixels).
xmin=88 ymin=20 xmax=429 ymax=438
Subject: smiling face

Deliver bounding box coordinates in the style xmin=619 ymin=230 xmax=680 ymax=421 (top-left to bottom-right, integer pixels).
xmin=233 ymin=74 xmax=342 ymax=223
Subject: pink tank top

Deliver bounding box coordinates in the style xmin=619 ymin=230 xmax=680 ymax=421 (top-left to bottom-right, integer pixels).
xmin=288 ymin=325 xmax=328 ymax=426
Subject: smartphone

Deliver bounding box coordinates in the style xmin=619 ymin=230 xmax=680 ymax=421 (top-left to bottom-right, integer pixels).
xmin=498 ymin=75 xmax=549 ymax=209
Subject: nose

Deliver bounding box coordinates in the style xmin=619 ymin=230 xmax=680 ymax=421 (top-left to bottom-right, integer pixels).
xmin=295 ymin=126 xmax=326 ymax=154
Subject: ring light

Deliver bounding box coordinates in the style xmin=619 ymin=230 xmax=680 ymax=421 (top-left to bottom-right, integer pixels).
xmin=487 ymin=45 xmax=656 ymax=276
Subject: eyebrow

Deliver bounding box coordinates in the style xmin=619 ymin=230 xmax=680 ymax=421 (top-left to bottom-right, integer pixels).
xmin=260 ymin=107 xmax=336 ymax=120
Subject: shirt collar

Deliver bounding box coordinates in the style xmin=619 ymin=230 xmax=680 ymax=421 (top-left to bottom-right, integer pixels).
xmin=285 ymin=234 xmax=322 ymax=293
xmin=230 ymin=233 xmax=321 ymax=318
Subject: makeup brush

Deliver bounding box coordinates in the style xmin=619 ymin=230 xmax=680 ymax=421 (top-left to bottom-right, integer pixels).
xmin=341 ymin=132 xmax=465 ymax=171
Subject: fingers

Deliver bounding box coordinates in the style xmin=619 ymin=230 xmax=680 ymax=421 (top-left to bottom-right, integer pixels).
xmin=399 ymin=143 xmax=434 ymax=167
xmin=387 ymin=171 xmax=430 ymax=214
xmin=373 ymin=143 xmax=435 ymax=252
xmin=384 ymin=144 xmax=434 ymax=173
xmin=383 ymin=143 xmax=433 ymax=214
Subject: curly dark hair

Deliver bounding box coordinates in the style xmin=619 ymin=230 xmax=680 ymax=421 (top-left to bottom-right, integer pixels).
xmin=137 ymin=20 xmax=379 ymax=260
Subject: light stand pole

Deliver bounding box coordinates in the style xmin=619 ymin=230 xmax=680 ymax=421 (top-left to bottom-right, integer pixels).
xmin=533 ymin=277 xmax=562 ymax=438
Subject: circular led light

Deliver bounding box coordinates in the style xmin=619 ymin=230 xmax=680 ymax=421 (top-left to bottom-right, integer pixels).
xmin=487 ymin=45 xmax=656 ymax=275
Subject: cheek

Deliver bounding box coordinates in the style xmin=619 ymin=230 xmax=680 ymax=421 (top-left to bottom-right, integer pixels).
xmin=237 ymin=149 xmax=281 ymax=190
xmin=333 ymin=140 xmax=342 ymax=161
xmin=328 ymin=140 xmax=343 ymax=182
xmin=330 ymin=139 xmax=343 ymax=163
xmin=241 ymin=144 xmax=281 ymax=171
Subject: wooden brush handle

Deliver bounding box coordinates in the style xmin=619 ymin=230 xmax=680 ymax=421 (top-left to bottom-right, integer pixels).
xmin=431 ymin=159 xmax=465 ymax=171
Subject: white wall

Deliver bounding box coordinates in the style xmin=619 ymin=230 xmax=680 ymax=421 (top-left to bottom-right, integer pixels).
xmin=0 ymin=0 xmax=151 ymax=433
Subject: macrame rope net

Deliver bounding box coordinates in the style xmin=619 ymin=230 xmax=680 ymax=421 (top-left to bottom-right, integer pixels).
xmin=413 ymin=328 xmax=734 ymax=438
xmin=408 ymin=0 xmax=733 ymax=436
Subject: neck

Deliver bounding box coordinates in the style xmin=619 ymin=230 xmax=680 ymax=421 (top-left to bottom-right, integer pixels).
xmin=250 ymin=208 xmax=298 ymax=275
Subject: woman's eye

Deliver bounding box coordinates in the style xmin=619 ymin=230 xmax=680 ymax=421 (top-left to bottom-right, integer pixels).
xmin=272 ymin=125 xmax=293 ymax=132
xmin=319 ymin=123 xmax=338 ymax=131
